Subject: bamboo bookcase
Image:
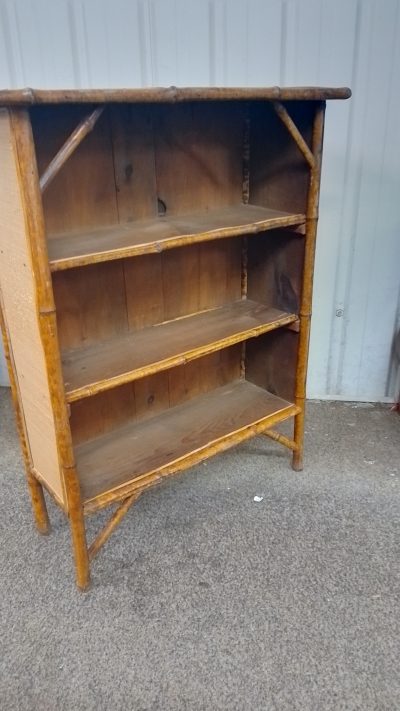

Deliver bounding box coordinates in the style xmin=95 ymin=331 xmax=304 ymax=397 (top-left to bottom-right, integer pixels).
xmin=0 ymin=86 xmax=351 ymax=589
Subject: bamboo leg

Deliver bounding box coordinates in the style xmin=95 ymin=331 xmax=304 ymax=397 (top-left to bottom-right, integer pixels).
xmin=26 ymin=472 xmax=50 ymax=534
xmin=65 ymin=468 xmax=90 ymax=590
xmin=292 ymin=101 xmax=326 ymax=471
xmin=0 ymin=299 xmax=50 ymax=533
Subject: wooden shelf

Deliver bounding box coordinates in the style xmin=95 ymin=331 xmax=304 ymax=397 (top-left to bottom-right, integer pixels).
xmin=62 ymin=300 xmax=298 ymax=402
xmin=76 ymin=380 xmax=299 ymax=508
xmin=48 ymin=204 xmax=305 ymax=271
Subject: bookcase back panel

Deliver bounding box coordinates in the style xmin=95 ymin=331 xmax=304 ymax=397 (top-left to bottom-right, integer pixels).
xmin=53 ymin=239 xmax=242 ymax=350
xmin=31 ymin=106 xmax=119 ymax=235
xmin=109 ymin=104 xmax=158 ymax=222
xmin=0 ymin=111 xmax=64 ymax=502
xmin=152 ymin=102 xmax=244 ymax=215
xmin=249 ymin=101 xmax=314 ymax=214
xmin=32 ymin=102 xmax=245 ymax=240
xmin=247 ymin=229 xmax=305 ymax=314
xmin=70 ymin=345 xmax=241 ymax=445
xmin=245 ymin=330 xmax=299 ymax=403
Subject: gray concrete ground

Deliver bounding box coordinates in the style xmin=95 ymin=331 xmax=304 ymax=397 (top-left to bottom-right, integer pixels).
xmin=0 ymin=386 xmax=399 ymax=710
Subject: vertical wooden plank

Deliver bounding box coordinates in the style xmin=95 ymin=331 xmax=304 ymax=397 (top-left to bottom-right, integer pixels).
xmin=124 ymin=253 xmax=164 ymax=330
xmin=134 ymin=371 xmax=170 ymax=423
xmin=249 ymin=100 xmax=313 ymax=215
xmin=247 ymin=229 xmax=304 ymax=313
xmin=70 ymin=384 xmax=136 ymax=445
xmin=162 ymin=245 xmax=200 ymax=320
xmin=53 ymin=261 xmax=128 ymax=350
xmin=31 ymin=105 xmax=118 ymax=234
xmin=153 ymin=102 xmax=244 ymax=215
xmin=199 ymin=239 xmax=242 ymax=311
xmin=110 ymin=104 xmax=157 ymax=222
xmin=246 ymin=331 xmax=298 ymax=403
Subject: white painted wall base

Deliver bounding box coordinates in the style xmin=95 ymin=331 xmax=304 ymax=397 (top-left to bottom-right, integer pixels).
xmin=0 ymin=0 xmax=399 ymax=401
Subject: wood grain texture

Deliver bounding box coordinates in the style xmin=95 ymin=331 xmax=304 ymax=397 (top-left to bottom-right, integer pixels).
xmin=40 ymin=107 xmax=104 ymax=192
xmin=47 ymin=204 xmax=306 ymax=271
xmin=247 ymin=229 xmax=305 ymax=314
xmin=62 ymin=300 xmax=297 ymax=402
xmin=31 ymin=105 xmax=118 ymax=235
xmin=109 ymin=104 xmax=157 ymax=222
xmin=246 ymin=330 xmax=299 ymax=403
xmin=69 ymin=346 xmax=242 ymax=446
xmin=153 ymin=103 xmax=243 ymax=215
xmin=249 ymin=102 xmax=314 ymax=215
xmin=53 ymin=261 xmax=129 ymax=350
xmin=0 ymin=87 xmax=352 ymax=106
xmin=0 ymin=109 xmax=64 ymax=501
xmin=76 ymin=379 xmax=297 ymax=504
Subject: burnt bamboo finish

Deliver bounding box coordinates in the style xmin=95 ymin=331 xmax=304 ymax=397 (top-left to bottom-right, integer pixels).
xmin=0 ymin=86 xmax=350 ymax=589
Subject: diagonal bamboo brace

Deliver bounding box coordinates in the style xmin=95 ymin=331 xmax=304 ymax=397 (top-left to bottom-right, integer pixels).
xmin=272 ymin=101 xmax=315 ymax=169
xmin=88 ymin=491 xmax=141 ymax=561
xmin=262 ymin=428 xmax=299 ymax=451
xmin=39 ymin=106 xmax=104 ymax=192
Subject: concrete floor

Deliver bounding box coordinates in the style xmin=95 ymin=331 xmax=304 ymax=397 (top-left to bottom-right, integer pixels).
xmin=0 ymin=387 xmax=399 ymax=710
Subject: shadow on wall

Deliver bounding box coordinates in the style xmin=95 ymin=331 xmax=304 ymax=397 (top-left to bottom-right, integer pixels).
xmin=0 ymin=349 xmax=9 ymax=386
xmin=390 ymin=328 xmax=400 ymax=411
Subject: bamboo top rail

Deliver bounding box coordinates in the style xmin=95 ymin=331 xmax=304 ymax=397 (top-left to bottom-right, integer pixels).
xmin=0 ymin=86 xmax=351 ymax=106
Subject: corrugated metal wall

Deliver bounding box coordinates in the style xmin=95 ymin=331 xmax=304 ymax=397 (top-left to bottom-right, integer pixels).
xmin=0 ymin=0 xmax=399 ymax=401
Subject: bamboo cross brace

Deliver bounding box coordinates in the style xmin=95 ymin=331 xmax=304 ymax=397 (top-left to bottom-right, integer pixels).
xmin=262 ymin=429 xmax=299 ymax=451
xmin=39 ymin=106 xmax=104 ymax=192
xmin=272 ymin=101 xmax=315 ymax=170
xmin=88 ymin=491 xmax=142 ymax=561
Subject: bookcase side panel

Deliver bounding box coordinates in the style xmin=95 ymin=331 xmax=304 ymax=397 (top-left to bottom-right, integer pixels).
xmin=0 ymin=110 xmax=65 ymax=503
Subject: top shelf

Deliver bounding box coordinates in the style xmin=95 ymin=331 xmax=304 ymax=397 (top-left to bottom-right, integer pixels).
xmin=48 ymin=204 xmax=305 ymax=271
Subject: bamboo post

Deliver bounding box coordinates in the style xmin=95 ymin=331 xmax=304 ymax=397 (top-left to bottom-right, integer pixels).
xmin=10 ymin=109 xmax=90 ymax=589
xmin=0 ymin=297 xmax=50 ymax=534
xmin=292 ymin=101 xmax=326 ymax=471
xmin=39 ymin=106 xmax=104 ymax=193
xmin=88 ymin=492 xmax=141 ymax=560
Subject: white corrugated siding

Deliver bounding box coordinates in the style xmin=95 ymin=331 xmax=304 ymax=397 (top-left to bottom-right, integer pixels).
xmin=0 ymin=0 xmax=399 ymax=401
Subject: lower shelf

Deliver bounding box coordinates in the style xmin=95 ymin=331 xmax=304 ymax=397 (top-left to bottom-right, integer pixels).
xmin=76 ymin=380 xmax=299 ymax=509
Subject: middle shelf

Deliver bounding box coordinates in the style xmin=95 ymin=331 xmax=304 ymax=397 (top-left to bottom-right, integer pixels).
xmin=62 ymin=299 xmax=298 ymax=402
xmin=48 ymin=204 xmax=306 ymax=272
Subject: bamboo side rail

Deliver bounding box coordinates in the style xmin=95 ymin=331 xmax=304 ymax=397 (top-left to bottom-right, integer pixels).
xmin=272 ymin=101 xmax=315 ymax=169
xmin=88 ymin=492 xmax=142 ymax=561
xmin=10 ymin=109 xmax=90 ymax=590
xmin=0 ymin=295 xmax=50 ymax=534
xmin=292 ymin=101 xmax=326 ymax=471
xmin=39 ymin=106 xmax=104 ymax=192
